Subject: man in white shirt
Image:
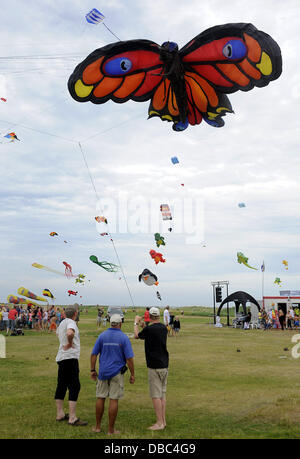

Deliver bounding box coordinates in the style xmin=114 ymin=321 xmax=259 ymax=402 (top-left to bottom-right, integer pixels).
xmin=163 ymin=306 xmax=170 ymax=334
xmin=54 ymin=304 xmax=87 ymax=426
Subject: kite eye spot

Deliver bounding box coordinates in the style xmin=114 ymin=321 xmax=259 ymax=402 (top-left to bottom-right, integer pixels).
xmin=223 ymin=40 xmax=247 ymax=60
xmin=104 ymin=57 xmax=132 ymax=75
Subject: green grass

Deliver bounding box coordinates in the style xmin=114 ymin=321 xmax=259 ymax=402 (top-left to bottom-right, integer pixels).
xmin=1 ymin=307 xmax=300 ymax=439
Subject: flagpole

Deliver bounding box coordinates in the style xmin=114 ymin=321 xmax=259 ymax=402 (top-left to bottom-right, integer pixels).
xmin=261 ymin=261 xmax=265 ymax=309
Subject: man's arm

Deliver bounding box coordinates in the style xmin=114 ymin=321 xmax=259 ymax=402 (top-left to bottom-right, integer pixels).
xmin=134 ymin=315 xmax=144 ymax=339
xmin=126 ymin=357 xmax=135 ymax=384
xmin=63 ymin=328 xmax=75 ymax=351
xmin=90 ymin=353 xmax=98 ymax=380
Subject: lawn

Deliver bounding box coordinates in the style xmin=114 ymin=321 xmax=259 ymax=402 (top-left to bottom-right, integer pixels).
xmin=1 ymin=307 xmax=300 ymax=439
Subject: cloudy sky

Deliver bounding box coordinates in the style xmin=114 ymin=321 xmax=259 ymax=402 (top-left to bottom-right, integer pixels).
xmin=0 ymin=0 xmax=299 ymax=308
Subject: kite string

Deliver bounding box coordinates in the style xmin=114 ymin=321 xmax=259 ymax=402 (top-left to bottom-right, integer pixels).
xmin=102 ymin=23 xmax=121 ymax=42
xmin=78 ymin=142 xmax=135 ymax=308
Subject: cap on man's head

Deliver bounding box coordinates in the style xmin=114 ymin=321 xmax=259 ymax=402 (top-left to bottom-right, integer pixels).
xmin=149 ymin=307 xmax=160 ymax=317
xmin=110 ymin=314 xmax=122 ymax=324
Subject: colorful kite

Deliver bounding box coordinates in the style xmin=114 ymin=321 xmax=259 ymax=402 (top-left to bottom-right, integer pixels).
xmin=49 ymin=232 xmax=58 ymax=237
xmin=32 ymin=262 xmax=65 ymax=277
xmin=42 ymin=288 xmax=55 ymax=299
xmin=237 ymin=252 xmax=258 ymax=270
xmin=68 ymin=23 xmax=282 ymax=132
xmin=282 ymin=260 xmax=288 ymax=270
xmin=149 ymin=250 xmax=166 ymax=265
xmin=138 ymin=269 xmax=159 ymax=286
xmin=274 ymin=277 xmax=282 ymax=286
xmin=171 ymin=156 xmax=179 ymax=164
xmin=89 ymin=255 xmax=119 ymax=272
xmin=154 ymin=233 xmax=165 ymax=248
xmin=85 ymin=8 xmax=105 ymax=24
xmin=75 ymin=274 xmax=86 ymax=284
xmin=68 ymin=290 xmax=78 ymax=296
xmin=1 ymin=98 xmax=7 ymax=102
xmin=17 ymin=287 xmax=48 ymax=302
xmin=4 ymin=132 xmax=20 ymax=141
xmin=95 ymin=216 xmax=108 ymax=224
xmin=160 ymin=204 xmax=172 ymax=220
xmin=7 ymin=295 xmax=39 ymax=306
xmin=63 ymin=261 xmax=76 ymax=278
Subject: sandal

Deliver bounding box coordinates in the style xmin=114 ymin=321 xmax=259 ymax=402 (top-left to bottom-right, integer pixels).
xmin=56 ymin=414 xmax=69 ymax=422
xmin=68 ymin=418 xmax=88 ymax=426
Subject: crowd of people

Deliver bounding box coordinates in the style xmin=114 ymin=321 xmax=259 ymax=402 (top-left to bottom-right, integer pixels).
xmin=0 ymin=304 xmax=78 ymax=335
xmin=258 ymin=307 xmax=300 ymax=331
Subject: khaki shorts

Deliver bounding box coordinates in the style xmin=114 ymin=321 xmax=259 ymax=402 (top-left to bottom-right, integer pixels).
xmin=148 ymin=368 xmax=168 ymax=399
xmin=96 ymin=372 xmax=124 ymax=400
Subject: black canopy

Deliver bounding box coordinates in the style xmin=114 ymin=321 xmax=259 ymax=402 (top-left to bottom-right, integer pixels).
xmin=217 ymin=291 xmax=261 ymax=316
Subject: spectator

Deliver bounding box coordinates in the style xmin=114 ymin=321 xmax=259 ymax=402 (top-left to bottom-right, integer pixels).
xmin=134 ymin=307 xmax=169 ymax=431
xmin=173 ymin=316 xmax=181 ymax=337
xmin=54 ymin=303 xmax=87 ymax=426
xmin=163 ymin=306 xmax=170 ymax=336
xmin=278 ymin=309 xmax=286 ymax=331
xmin=287 ymin=309 xmax=293 ymax=330
xmin=2 ymin=307 xmax=9 ymax=335
xmin=144 ymin=307 xmax=150 ymax=327
xmin=8 ymin=306 xmax=18 ymax=335
xmin=90 ymin=314 xmax=135 ymax=435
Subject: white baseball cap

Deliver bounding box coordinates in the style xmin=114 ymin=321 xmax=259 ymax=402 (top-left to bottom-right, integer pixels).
xmin=110 ymin=314 xmax=122 ymax=324
xmin=149 ymin=307 xmax=160 ymax=317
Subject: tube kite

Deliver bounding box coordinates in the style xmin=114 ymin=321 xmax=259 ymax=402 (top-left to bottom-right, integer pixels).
xmin=17 ymin=287 xmax=48 ymax=302
xmin=32 ymin=262 xmax=65 ymax=277
xmin=68 ymin=23 xmax=282 ymax=132
xmin=89 ymin=255 xmax=119 ymax=272
xmin=7 ymin=295 xmax=39 ymax=306
xmin=237 ymin=252 xmax=258 ymax=270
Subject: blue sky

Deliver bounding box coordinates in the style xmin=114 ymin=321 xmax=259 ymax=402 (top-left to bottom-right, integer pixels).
xmin=0 ymin=0 xmax=299 ymax=308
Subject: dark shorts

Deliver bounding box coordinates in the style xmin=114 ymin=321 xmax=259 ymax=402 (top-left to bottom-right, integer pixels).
xmin=54 ymin=359 xmax=81 ymax=402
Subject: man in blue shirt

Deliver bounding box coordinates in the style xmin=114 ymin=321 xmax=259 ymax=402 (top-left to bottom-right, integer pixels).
xmin=90 ymin=314 xmax=135 ymax=435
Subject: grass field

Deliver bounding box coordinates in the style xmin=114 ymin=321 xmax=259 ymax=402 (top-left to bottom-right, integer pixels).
xmin=1 ymin=307 xmax=300 ymax=439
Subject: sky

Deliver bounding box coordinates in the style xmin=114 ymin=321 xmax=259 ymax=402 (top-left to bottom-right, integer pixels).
xmin=0 ymin=0 xmax=299 ymax=308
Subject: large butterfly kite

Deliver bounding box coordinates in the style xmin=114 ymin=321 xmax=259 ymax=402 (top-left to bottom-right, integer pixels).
xmin=68 ymin=23 xmax=282 ymax=131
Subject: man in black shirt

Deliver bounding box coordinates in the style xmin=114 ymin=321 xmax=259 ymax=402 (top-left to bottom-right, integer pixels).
xmin=134 ymin=307 xmax=168 ymax=431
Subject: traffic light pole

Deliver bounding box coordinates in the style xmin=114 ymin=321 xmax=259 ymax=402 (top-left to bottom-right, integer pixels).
xmin=211 ymin=281 xmax=230 ymax=326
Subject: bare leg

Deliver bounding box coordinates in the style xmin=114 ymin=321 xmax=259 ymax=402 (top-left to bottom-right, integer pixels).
xmin=55 ymin=399 xmax=65 ymax=420
xmin=93 ymin=398 xmax=105 ymax=433
xmin=148 ymin=398 xmax=165 ymax=430
xmin=161 ymin=397 xmax=166 ymax=427
xmin=68 ymin=400 xmax=77 ymax=424
xmin=107 ymin=399 xmax=120 ymax=435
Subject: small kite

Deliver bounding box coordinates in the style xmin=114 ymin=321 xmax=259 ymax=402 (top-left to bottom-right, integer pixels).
xmin=171 ymin=156 xmax=179 ymax=164
xmin=156 ymin=291 xmax=162 ymax=301
xmin=49 ymin=232 xmax=58 ymax=237
xmin=237 ymin=252 xmax=258 ymax=270
xmin=89 ymin=255 xmax=119 ymax=272
xmin=138 ymin=269 xmax=159 ymax=286
xmin=63 ymin=261 xmax=76 ymax=278
xmin=68 ymin=23 xmax=282 ymax=132
xmin=75 ymin=274 xmax=86 ymax=284
xmin=85 ymin=8 xmax=105 ymax=24
xmin=238 ymin=203 xmax=246 ymax=208
xmin=149 ymin=250 xmax=166 ymax=265
xmin=4 ymin=132 xmax=20 ymax=141
xmin=100 ymin=232 xmax=108 ymax=236
xmin=42 ymin=288 xmax=55 ymax=299
xmin=1 ymin=98 xmax=7 ymax=102
xmin=68 ymin=290 xmax=78 ymax=296
xmin=17 ymin=286 xmax=48 ymax=302
xmin=160 ymin=204 xmax=172 ymax=220
xmin=154 ymin=233 xmax=165 ymax=248
xmin=32 ymin=262 xmax=65 ymax=277
xmin=168 ymin=228 xmax=172 ymax=232
xmin=282 ymin=260 xmax=288 ymax=270
xmin=274 ymin=277 xmax=282 ymax=286
xmin=95 ymin=216 xmax=108 ymax=224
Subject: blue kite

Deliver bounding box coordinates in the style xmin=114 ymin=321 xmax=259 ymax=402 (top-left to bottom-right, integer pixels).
xmin=85 ymin=8 xmax=105 ymax=24
xmin=171 ymin=156 xmax=179 ymax=164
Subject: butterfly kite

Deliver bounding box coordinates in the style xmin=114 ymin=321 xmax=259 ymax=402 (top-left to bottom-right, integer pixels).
xmin=89 ymin=255 xmax=119 ymax=272
xmin=68 ymin=23 xmax=282 ymax=132
xmin=237 ymin=252 xmax=258 ymax=270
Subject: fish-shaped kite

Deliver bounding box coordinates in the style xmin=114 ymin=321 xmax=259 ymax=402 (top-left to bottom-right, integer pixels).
xmin=237 ymin=252 xmax=258 ymax=270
